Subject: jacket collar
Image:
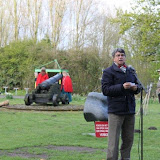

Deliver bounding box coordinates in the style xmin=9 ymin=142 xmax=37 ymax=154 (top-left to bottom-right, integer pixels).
xmin=112 ymin=63 xmax=126 ymax=73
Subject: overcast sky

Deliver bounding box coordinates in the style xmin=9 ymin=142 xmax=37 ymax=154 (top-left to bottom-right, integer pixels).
xmin=96 ymin=0 xmax=134 ymax=13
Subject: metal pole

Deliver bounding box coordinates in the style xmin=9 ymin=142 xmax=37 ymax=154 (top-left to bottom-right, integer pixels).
xmin=3 ymin=87 xmax=8 ymax=94
xmin=140 ymin=89 xmax=143 ymax=160
xmin=24 ymin=88 xmax=29 ymax=94
xmin=14 ymin=88 xmax=19 ymax=95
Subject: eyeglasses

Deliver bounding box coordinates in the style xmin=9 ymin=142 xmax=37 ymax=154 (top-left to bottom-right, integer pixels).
xmin=115 ymin=54 xmax=125 ymax=57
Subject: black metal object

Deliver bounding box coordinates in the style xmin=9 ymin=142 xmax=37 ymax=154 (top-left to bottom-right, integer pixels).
xmin=130 ymin=69 xmax=147 ymax=160
xmin=158 ymin=93 xmax=160 ymax=103
xmin=24 ymin=73 xmax=69 ymax=106
xmin=83 ymin=92 xmax=108 ymax=122
xmin=157 ymin=81 xmax=160 ymax=103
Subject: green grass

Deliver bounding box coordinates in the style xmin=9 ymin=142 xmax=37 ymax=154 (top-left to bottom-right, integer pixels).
xmin=71 ymin=94 xmax=86 ymax=105
xmin=0 ymin=98 xmax=24 ymax=105
xmin=0 ymin=97 xmax=159 ymax=159
xmin=0 ymin=93 xmax=86 ymax=105
xmin=0 ymin=89 xmax=27 ymax=96
xmin=133 ymin=101 xmax=160 ymax=160
xmin=0 ymin=110 xmax=107 ymax=160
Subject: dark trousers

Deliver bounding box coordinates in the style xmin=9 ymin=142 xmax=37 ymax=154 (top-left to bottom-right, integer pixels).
xmin=107 ymin=114 xmax=135 ymax=160
xmin=158 ymin=93 xmax=160 ymax=103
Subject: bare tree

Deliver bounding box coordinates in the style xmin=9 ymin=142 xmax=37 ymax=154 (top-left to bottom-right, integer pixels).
xmin=101 ymin=15 xmax=121 ymax=57
xmin=0 ymin=1 xmax=12 ymax=46
xmin=48 ymin=0 xmax=67 ymax=51
xmin=32 ymin=0 xmax=42 ymax=41
xmin=20 ymin=0 xmax=31 ymax=39
xmin=20 ymin=0 xmax=42 ymax=41
xmin=0 ymin=0 xmax=5 ymax=46
xmin=0 ymin=0 xmax=122 ymax=54
xmin=85 ymin=11 xmax=121 ymax=66
xmin=6 ymin=0 xmax=21 ymax=41
xmin=67 ymin=0 xmax=97 ymax=51
xmin=13 ymin=0 xmax=19 ymax=41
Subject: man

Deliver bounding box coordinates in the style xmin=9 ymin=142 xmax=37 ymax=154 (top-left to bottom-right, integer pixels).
xmin=36 ymin=67 xmax=49 ymax=87
xmin=101 ymin=48 xmax=140 ymax=160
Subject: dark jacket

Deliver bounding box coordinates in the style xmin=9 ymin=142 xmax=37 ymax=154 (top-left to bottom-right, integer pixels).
xmin=101 ymin=63 xmax=140 ymax=115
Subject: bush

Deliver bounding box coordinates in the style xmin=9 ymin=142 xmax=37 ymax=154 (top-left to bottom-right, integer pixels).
xmin=5 ymin=93 xmax=13 ymax=99
xmin=72 ymin=94 xmax=86 ymax=101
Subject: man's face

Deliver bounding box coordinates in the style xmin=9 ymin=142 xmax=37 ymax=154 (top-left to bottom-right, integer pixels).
xmin=113 ymin=52 xmax=126 ymax=66
xmin=41 ymin=70 xmax=46 ymax=76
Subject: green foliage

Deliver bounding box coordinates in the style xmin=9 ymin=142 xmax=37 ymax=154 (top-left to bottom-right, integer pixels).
xmin=72 ymin=94 xmax=86 ymax=101
xmin=0 ymin=39 xmax=53 ymax=90
xmin=115 ymin=0 xmax=160 ymax=87
xmin=71 ymin=94 xmax=86 ymax=105
xmin=0 ymin=40 xmax=33 ymax=88
xmin=5 ymin=93 xmax=13 ymax=99
xmin=2 ymin=3 xmax=159 ymax=95
xmin=118 ymin=0 xmax=160 ymax=57
xmin=0 ymin=38 xmax=108 ymax=94
xmin=54 ymin=50 xmax=104 ymax=94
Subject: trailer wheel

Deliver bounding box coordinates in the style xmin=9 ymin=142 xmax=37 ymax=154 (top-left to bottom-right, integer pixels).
xmin=53 ymin=101 xmax=59 ymax=106
xmin=52 ymin=94 xmax=59 ymax=106
xmin=24 ymin=94 xmax=32 ymax=105
xmin=61 ymin=94 xmax=69 ymax=105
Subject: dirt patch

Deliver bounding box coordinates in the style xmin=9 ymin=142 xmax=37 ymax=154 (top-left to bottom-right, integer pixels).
xmin=0 ymin=145 xmax=106 ymax=159
xmin=0 ymin=149 xmax=48 ymax=159
xmin=1 ymin=104 xmax=84 ymax=111
xmin=45 ymin=145 xmax=106 ymax=152
xmin=148 ymin=126 xmax=157 ymax=130
xmin=7 ymin=152 xmax=48 ymax=159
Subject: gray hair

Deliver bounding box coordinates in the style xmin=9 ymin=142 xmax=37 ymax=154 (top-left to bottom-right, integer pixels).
xmin=41 ymin=67 xmax=46 ymax=71
xmin=112 ymin=48 xmax=126 ymax=57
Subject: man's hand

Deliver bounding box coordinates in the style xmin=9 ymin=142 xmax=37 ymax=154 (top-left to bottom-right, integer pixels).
xmin=130 ymin=85 xmax=137 ymax=91
xmin=123 ymin=82 xmax=137 ymax=91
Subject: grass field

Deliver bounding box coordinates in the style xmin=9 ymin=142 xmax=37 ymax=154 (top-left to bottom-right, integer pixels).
xmin=0 ymin=93 xmax=86 ymax=105
xmin=0 ymin=96 xmax=159 ymax=160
